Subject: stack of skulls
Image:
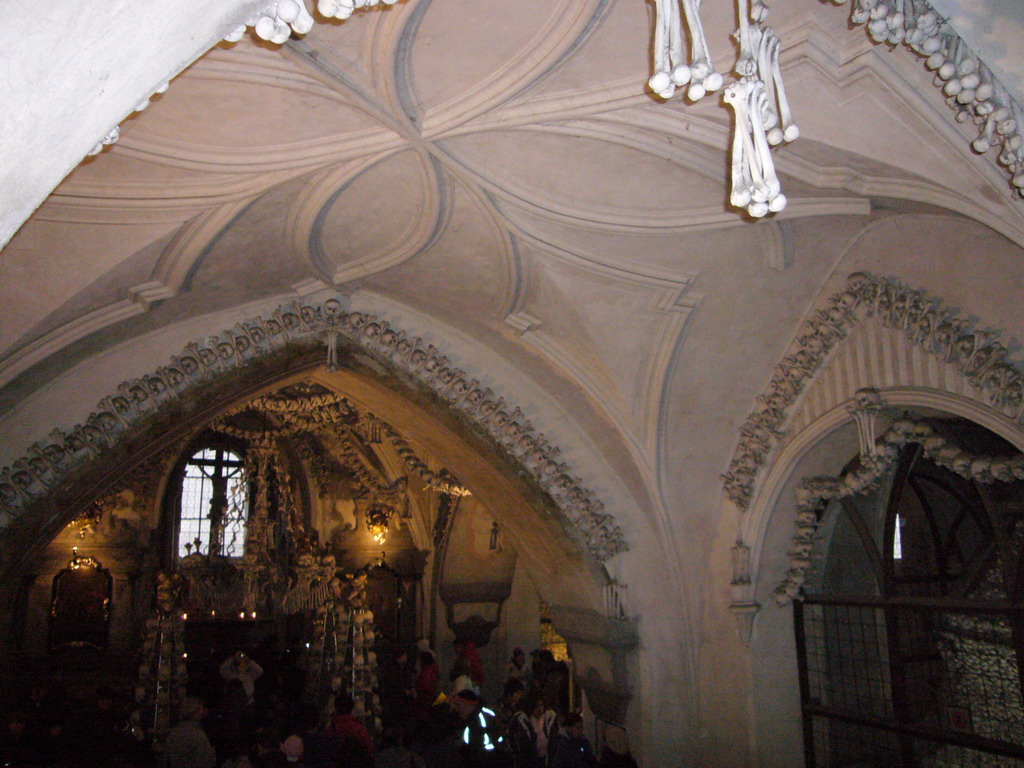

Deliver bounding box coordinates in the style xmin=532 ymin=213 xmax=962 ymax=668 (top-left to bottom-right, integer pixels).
xmin=306 ymin=569 xmax=382 ymax=735
xmin=134 ymin=607 xmax=187 ymax=751
xmin=331 ymin=581 xmax=382 ymax=733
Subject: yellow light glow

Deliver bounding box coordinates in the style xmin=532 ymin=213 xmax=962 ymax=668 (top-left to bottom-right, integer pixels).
xmin=367 ymin=523 xmax=389 ymax=545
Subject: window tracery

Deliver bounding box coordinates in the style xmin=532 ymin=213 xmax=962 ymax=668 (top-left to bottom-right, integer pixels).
xmin=176 ymin=446 xmax=248 ymax=559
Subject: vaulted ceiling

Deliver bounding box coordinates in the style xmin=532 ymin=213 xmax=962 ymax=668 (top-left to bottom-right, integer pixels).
xmin=5 ymin=0 xmax=1022 ymax=404
xmin=4 ymin=0 xmax=1024 ymax=762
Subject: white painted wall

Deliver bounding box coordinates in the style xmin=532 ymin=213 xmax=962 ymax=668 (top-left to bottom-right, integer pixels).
xmin=0 ymin=0 xmax=258 ymax=248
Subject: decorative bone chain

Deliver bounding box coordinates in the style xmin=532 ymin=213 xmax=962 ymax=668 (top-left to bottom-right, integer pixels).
xmin=650 ymin=0 xmax=1024 ymax=210
xmin=223 ymin=0 xmax=396 ymax=45
xmin=829 ymin=0 xmax=1024 ymax=199
xmin=650 ymin=0 xmax=797 ymax=217
xmin=722 ymin=272 xmax=1024 ymax=513
xmin=774 ymin=416 xmax=1024 ymax=605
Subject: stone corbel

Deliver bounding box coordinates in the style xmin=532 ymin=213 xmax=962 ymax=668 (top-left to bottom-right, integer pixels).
xmin=548 ymin=605 xmax=639 ymax=725
xmin=847 ymin=387 xmax=885 ymax=459
xmin=729 ymin=541 xmax=760 ymax=645
xmin=729 ymin=601 xmax=761 ymax=646
xmin=439 ymin=581 xmax=512 ymax=647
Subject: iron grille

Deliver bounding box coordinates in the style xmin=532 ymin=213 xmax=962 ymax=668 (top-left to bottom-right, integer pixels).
xmin=795 ymin=596 xmax=1024 ymax=768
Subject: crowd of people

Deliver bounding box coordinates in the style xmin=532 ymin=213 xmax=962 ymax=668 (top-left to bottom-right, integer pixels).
xmin=0 ymin=642 xmax=640 ymax=768
xmin=0 ymin=678 xmax=152 ymax=767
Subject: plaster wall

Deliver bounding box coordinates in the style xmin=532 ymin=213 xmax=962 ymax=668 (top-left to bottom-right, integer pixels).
xmin=0 ymin=0 xmax=262 ymax=249
xmin=750 ymin=422 xmax=861 ymax=768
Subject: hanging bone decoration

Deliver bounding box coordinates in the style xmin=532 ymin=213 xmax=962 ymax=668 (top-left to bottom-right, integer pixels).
xmin=650 ymin=0 xmax=724 ymax=100
xmin=89 ymin=0 xmax=394 ymax=158
xmin=650 ymin=0 xmax=687 ymax=98
xmin=651 ymin=0 xmax=795 ymax=215
xmin=737 ymin=0 xmax=798 ymax=146
xmin=213 ymin=386 xmax=413 ymax=520
xmin=224 ymin=0 xmax=315 ymax=44
xmin=78 ymin=0 xmax=1021 ymax=215
xmin=317 ymin=0 xmax=399 ymax=22
xmin=729 ymin=0 xmax=797 ymax=215
xmin=652 ymin=0 xmax=1024 ymax=209
xmin=724 ymin=79 xmax=786 ymax=217
xmin=725 ymin=0 xmax=798 ymax=215
xmin=224 ymin=0 xmax=399 ymax=43
xmin=828 ymin=0 xmax=1024 ymax=198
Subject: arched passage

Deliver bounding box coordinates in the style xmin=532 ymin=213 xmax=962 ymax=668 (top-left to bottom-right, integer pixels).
xmin=0 ymin=297 xmax=624 ymax=586
xmin=0 ymin=303 xmax=641 ymax=755
xmin=716 ymin=272 xmax=1024 ymax=767
xmin=0 ymin=346 xmax=609 ymax=617
xmin=745 ymin=389 xmax=1024 ymax=768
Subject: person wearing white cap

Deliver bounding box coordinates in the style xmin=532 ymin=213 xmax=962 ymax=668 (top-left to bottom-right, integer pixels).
xmin=281 ymin=733 xmax=306 ymax=765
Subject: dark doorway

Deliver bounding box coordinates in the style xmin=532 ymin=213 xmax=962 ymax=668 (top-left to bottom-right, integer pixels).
xmin=795 ymin=420 xmax=1024 ymax=767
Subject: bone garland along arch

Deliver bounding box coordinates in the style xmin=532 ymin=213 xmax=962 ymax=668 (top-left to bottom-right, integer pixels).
xmin=775 ymin=414 xmax=1024 ymax=605
xmin=723 ymin=272 xmax=1024 ymax=512
xmin=0 ymin=297 xmax=626 ymax=562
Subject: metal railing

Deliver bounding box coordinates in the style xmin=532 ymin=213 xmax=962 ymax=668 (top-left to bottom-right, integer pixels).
xmin=795 ymin=595 xmax=1024 ymax=767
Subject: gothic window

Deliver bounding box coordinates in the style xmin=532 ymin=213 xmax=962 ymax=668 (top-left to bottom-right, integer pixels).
xmin=177 ymin=446 xmax=249 ymax=558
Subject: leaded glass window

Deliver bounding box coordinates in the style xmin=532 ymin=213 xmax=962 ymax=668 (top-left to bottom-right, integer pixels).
xmin=177 ymin=447 xmax=248 ymax=558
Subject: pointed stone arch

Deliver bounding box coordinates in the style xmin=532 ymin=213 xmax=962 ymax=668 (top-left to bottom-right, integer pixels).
xmin=726 ymin=272 xmax=1024 ymax=603
xmin=724 ymin=271 xmax=1024 ymax=514
xmin=0 ymin=297 xmax=625 ymax=599
xmin=723 ymin=275 xmax=1024 ymax=768
xmin=739 ymin=388 xmax=1024 ymax=768
xmin=0 ymin=297 xmax=647 ymax=732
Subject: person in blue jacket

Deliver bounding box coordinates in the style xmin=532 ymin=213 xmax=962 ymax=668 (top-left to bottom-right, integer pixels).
xmin=548 ymin=713 xmax=595 ymax=768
